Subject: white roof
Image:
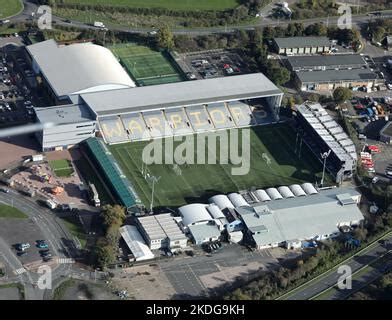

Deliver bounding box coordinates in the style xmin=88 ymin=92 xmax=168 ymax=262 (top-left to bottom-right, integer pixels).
xmin=178 ymin=203 xmax=213 ymax=226
xmin=227 ymin=193 xmax=248 ymax=207
xmin=80 ymin=73 xmax=282 ymax=116
xmin=208 ymin=194 xmax=234 ymax=210
xmin=237 ymin=187 xmax=364 ymax=247
xmin=207 ymin=204 xmax=226 ymax=219
xmin=255 ymin=189 xmax=272 ymax=202
xmin=137 ymin=213 xmax=186 ymax=241
xmin=27 ymin=40 xmax=135 ymax=98
xmin=119 ymin=225 xmax=154 ymax=261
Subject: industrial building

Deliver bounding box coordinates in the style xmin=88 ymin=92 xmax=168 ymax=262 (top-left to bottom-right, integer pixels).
xmin=287 ymin=54 xmax=367 ymax=72
xmin=295 ymin=102 xmax=357 ymax=183
xmin=273 ymin=36 xmax=332 ymax=55
xmin=207 ymin=185 xmax=363 ymax=250
xmin=119 ymin=225 xmax=155 ymax=262
xmin=236 ymin=187 xmax=363 ymax=250
xmin=295 ymin=69 xmax=379 ymax=91
xmin=287 ymin=54 xmax=379 ymax=91
xmin=136 ymin=213 xmax=187 ymax=251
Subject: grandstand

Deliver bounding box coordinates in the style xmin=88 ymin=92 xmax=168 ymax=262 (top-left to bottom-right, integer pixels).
xmin=80 ymin=73 xmax=283 ymax=145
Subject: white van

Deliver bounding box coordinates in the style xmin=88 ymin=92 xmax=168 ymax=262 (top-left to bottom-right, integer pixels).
xmin=45 ymin=199 xmax=58 ymax=210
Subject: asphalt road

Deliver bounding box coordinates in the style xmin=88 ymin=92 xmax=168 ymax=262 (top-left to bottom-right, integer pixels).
xmin=280 ymin=231 xmax=392 ymax=300
xmin=0 ymin=190 xmax=77 ymax=299
xmin=9 ymin=1 xmax=392 ymax=36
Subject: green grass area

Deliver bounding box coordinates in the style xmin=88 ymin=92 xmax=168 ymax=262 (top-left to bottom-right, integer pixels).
xmin=53 ymin=278 xmax=76 ymax=300
xmin=0 ymin=282 xmax=25 ymax=300
xmin=0 ymin=0 xmax=23 ymax=19
xmin=58 ymin=0 xmax=238 ymax=11
xmin=61 ymin=216 xmax=87 ymax=248
xmin=49 ymin=159 xmax=74 ymax=177
xmin=110 ymin=44 xmax=184 ymax=86
xmin=74 ymin=158 xmax=113 ymax=205
xmin=0 ymin=204 xmax=28 ymax=219
xmin=109 ymin=124 xmax=329 ymax=207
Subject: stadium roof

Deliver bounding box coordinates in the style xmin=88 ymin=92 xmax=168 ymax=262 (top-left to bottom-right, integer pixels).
xmin=119 ymin=225 xmax=154 ymax=261
xmin=288 ymin=54 xmax=366 ymax=69
xmin=35 ymin=104 xmax=95 ymax=125
xmin=296 ymin=69 xmax=378 ymax=83
xmin=296 ymin=103 xmax=357 ymax=161
xmin=274 ymin=36 xmax=331 ymax=49
xmin=26 ymin=39 xmax=135 ymax=98
xmin=80 ymin=73 xmax=283 ymax=116
xmin=237 ymin=187 xmax=363 ymax=247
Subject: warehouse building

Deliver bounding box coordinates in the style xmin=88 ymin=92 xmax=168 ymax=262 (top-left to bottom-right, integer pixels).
xmin=273 ymin=36 xmax=332 ymax=55
xmin=295 ymin=69 xmax=378 ymax=91
xmin=25 ymin=39 xmax=135 ymax=103
xmin=136 ymin=213 xmax=187 ymax=251
xmin=119 ymin=225 xmax=155 ymax=262
xmin=236 ymin=187 xmax=363 ymax=250
xmin=295 ymin=102 xmax=357 ymax=183
xmin=287 ymin=54 xmax=367 ymax=72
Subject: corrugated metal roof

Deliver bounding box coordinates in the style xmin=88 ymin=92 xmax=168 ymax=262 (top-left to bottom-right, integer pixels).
xmin=119 ymin=225 xmax=154 ymax=261
xmin=288 ymin=54 xmax=366 ymax=69
xmin=274 ymin=36 xmax=331 ymax=49
xmin=297 ymin=69 xmax=378 ymax=83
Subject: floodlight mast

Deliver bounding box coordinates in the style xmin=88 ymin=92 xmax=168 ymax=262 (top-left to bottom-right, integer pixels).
xmin=320 ymin=150 xmax=331 ymax=187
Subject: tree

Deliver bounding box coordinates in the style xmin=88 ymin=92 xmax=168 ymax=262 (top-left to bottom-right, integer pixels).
xmin=333 ymin=87 xmax=352 ymax=104
xmin=100 ymin=205 xmax=125 ymax=231
xmin=94 ymin=244 xmax=115 ymax=269
xmin=156 ymin=25 xmax=174 ymax=50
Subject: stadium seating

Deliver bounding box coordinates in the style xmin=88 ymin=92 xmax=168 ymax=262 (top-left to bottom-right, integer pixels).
xmin=121 ymin=112 xmax=151 ymax=141
xmin=226 ymin=101 xmax=256 ymax=127
xmin=142 ymin=110 xmax=173 ymax=138
xmin=99 ymin=116 xmax=130 ymax=144
xmin=164 ymin=107 xmax=194 ymax=136
xmin=185 ymin=105 xmax=215 ymax=133
xmin=206 ymin=102 xmax=236 ymax=130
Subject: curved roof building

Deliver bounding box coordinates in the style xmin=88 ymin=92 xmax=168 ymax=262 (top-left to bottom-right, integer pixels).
xmin=255 ymin=189 xmax=272 ymax=202
xmin=26 ymin=39 xmax=135 ymax=99
xmin=227 ymin=193 xmax=248 ymax=208
xmin=178 ymin=203 xmax=212 ymax=226
xmin=208 ymin=195 xmax=234 ymax=210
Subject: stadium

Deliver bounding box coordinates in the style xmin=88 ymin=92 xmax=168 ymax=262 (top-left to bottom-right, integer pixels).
xmin=26 ymin=40 xmax=328 ymax=209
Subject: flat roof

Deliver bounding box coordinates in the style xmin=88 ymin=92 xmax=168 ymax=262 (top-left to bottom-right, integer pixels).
xmin=80 ymin=73 xmax=282 ymax=116
xmin=237 ymin=187 xmax=363 ymax=247
xmin=297 ymin=69 xmax=378 ymax=83
xmin=274 ymin=36 xmax=331 ymax=49
xmin=288 ymin=54 xmax=366 ymax=69
xmin=188 ymin=224 xmax=221 ymax=242
xmin=35 ymin=104 xmax=95 ymax=125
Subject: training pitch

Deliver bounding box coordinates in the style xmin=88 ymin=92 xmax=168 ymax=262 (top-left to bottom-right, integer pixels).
xmin=109 ymin=124 xmax=329 ymax=207
xmin=110 ymin=44 xmax=184 ymax=86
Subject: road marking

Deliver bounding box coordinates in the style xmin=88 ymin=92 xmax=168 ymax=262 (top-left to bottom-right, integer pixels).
xmin=57 ymin=258 xmax=75 ymax=264
xmin=14 ymin=267 xmax=26 ymax=275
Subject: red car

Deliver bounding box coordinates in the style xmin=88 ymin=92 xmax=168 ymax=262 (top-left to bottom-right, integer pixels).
xmin=368 ymin=145 xmax=380 ymax=153
xmin=223 ymin=64 xmax=230 ymax=69
xmin=354 ymin=104 xmax=365 ymax=110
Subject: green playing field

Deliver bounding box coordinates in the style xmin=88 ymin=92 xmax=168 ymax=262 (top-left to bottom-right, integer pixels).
xmin=110 ymin=44 xmax=183 ymax=86
xmin=108 ymin=124 xmax=330 ymax=207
